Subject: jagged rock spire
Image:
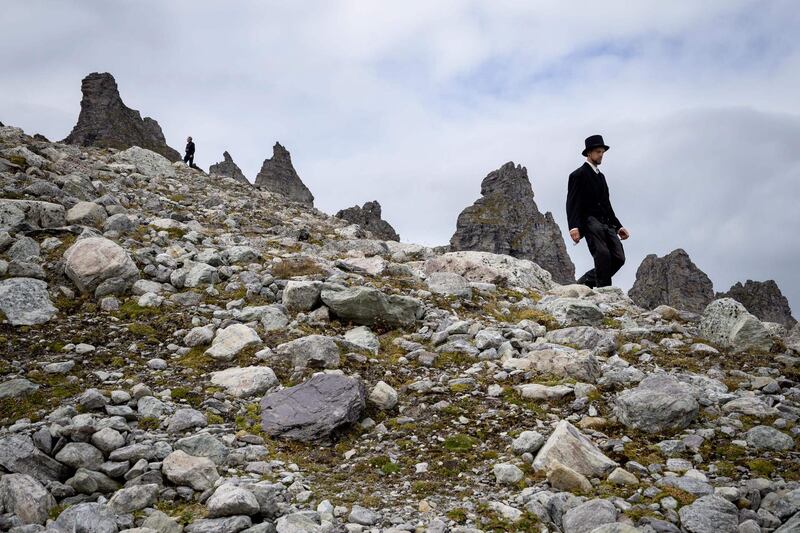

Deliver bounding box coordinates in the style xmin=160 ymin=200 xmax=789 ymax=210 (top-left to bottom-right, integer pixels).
xmin=628 ymin=248 xmax=714 ymax=313
xmin=63 ymin=72 xmax=180 ymax=161
xmin=209 ymin=151 xmax=249 ymax=184
xmin=335 ymin=201 xmax=400 ymax=241
xmin=449 ymin=161 xmax=575 ymax=284
xmin=254 ymin=142 xmax=314 ymax=206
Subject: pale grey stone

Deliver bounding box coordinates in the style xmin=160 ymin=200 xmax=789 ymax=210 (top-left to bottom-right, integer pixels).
xmin=63 ymin=236 xmax=139 ymax=296
xmin=210 ymin=366 xmax=279 ymax=398
xmin=0 ymin=473 xmax=55 ymax=525
xmin=614 ymin=374 xmax=699 ymax=434
xmin=532 ymin=420 xmax=617 ymax=477
xmin=162 ymin=450 xmax=219 ymax=491
xmin=207 ymin=484 xmax=260 ymax=517
xmin=678 ymin=495 xmax=738 ymax=533
xmin=700 ymin=298 xmax=773 ymax=353
xmin=107 ymin=483 xmax=159 ymax=513
xmin=205 ymin=324 xmax=261 ymax=361
xmin=275 ymin=334 xmax=340 ymax=369
xmin=0 ymin=278 xmax=57 ymax=326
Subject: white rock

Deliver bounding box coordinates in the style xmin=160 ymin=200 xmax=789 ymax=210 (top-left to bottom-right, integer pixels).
xmin=210 ymin=366 xmax=279 ymax=398
xmin=205 ymin=323 xmax=261 ymax=361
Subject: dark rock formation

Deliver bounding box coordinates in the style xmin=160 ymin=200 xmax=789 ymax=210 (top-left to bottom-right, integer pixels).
xmin=63 ymin=72 xmax=180 ymax=161
xmin=628 ymin=249 xmax=714 ymax=313
xmin=260 ymin=374 xmax=365 ymax=442
xmin=449 ymin=162 xmax=575 ymax=284
xmin=335 ymin=201 xmax=400 ymax=241
xmin=209 ymin=151 xmax=249 ymax=184
xmin=254 ymin=143 xmax=313 ymax=206
xmin=717 ymin=280 xmax=796 ymax=327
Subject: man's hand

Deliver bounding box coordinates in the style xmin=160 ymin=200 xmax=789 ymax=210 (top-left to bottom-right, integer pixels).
xmin=618 ymin=227 xmax=630 ymax=240
xmin=569 ymin=228 xmax=581 ymax=243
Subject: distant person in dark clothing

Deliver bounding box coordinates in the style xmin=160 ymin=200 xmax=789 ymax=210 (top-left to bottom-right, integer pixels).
xmin=566 ymin=134 xmax=630 ymax=288
xmin=183 ymin=136 xmax=196 ymax=168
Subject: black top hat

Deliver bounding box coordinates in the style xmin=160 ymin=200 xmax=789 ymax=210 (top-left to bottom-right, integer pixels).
xmin=582 ymin=134 xmax=610 ymax=156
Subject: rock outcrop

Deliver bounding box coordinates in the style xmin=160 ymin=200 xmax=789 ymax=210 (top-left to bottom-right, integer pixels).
xmin=449 ymin=162 xmax=575 ymax=284
xmin=254 ymin=142 xmax=314 ymax=206
xmin=63 ymin=72 xmax=180 ymax=161
xmin=628 ymin=248 xmax=714 ymax=313
xmin=717 ymin=279 xmax=796 ymax=328
xmin=209 ymin=151 xmax=249 ymax=184
xmin=335 ymin=201 xmax=400 ymax=241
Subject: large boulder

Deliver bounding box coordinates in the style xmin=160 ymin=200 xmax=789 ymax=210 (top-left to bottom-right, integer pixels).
xmin=335 ymin=200 xmax=400 ymax=241
xmin=717 ymin=279 xmax=796 ymax=328
xmin=532 ymin=420 xmax=617 ymax=477
xmin=424 ymin=251 xmax=556 ymax=291
xmin=678 ymin=495 xmax=738 ymax=533
xmin=628 ymin=248 xmax=714 ymax=313
xmin=254 ymin=142 xmax=314 ymax=205
xmin=210 ymin=366 xmax=278 ymax=398
xmin=63 ymin=72 xmax=181 ymax=161
xmin=63 ymin=236 xmax=139 ymax=296
xmin=699 ymin=298 xmax=773 ymax=353
xmin=275 ymin=334 xmax=340 ymax=369
xmin=561 ymin=498 xmax=618 ymax=533
xmin=260 ymin=373 xmax=365 ymax=442
xmin=50 ymin=502 xmax=119 ymax=533
xmin=113 ymin=146 xmax=177 ymax=177
xmin=66 ymin=201 xmax=108 ymax=227
xmin=449 ymin=162 xmax=575 ymax=284
xmin=209 ymin=151 xmax=249 ymax=184
xmin=614 ymin=374 xmax=699 ymax=434
xmin=320 ymin=286 xmax=422 ymax=328
xmin=0 ymin=434 xmax=70 ymax=484
xmin=0 ymin=277 xmax=57 ymax=325
xmin=538 ymin=297 xmax=603 ymax=326
xmin=162 ymin=450 xmax=219 ymax=491
xmin=0 ymin=473 xmax=56 ymax=525
xmin=0 ymin=199 xmax=65 ymax=231
xmin=524 ymin=348 xmax=602 ymax=383
xmin=205 ymin=323 xmax=261 ymax=361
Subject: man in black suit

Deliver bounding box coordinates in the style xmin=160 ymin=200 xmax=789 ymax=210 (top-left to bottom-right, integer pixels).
xmin=566 ymin=135 xmax=630 ymax=288
xmin=183 ymin=136 xmax=196 ymax=169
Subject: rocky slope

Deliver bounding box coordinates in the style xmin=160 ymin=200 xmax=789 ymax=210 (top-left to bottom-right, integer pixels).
xmin=255 ymin=143 xmax=314 ymax=206
xmin=450 ymin=162 xmax=575 ymax=285
xmin=718 ymin=280 xmax=797 ymax=329
xmin=628 ymin=249 xmax=715 ymax=314
xmin=0 ymin=123 xmax=799 ymax=533
xmin=63 ymin=73 xmax=181 ymax=162
xmin=335 ymin=201 xmax=400 ymax=242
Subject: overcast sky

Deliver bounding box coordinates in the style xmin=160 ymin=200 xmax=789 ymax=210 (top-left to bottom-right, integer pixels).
xmin=2 ymin=1 xmax=799 ymax=316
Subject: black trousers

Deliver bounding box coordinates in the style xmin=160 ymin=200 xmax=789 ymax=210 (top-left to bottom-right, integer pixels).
xmin=577 ymin=216 xmax=625 ymax=288
xmin=183 ymin=153 xmax=195 ymax=168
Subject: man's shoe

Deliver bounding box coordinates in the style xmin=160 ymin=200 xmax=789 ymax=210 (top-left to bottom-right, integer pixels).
xmin=577 ymin=274 xmax=596 ymax=289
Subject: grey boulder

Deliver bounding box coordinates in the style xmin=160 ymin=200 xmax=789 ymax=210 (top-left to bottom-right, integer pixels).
xmin=260 ymin=373 xmax=365 ymax=442
xmin=0 ymin=473 xmax=56 ymax=525
xmin=0 ymin=278 xmax=57 ymax=326
xmin=699 ymin=298 xmax=773 ymax=353
xmin=614 ymin=374 xmax=699 ymax=434
xmin=0 ymin=434 xmax=70 ymax=483
xmin=677 ymin=495 xmax=738 ymax=533
xmin=63 ymin=236 xmax=139 ymax=296
xmin=320 ymin=286 xmax=422 ymax=328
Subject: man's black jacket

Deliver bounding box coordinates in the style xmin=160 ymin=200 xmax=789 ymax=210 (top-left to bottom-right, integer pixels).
xmin=566 ymin=162 xmax=622 ymax=234
xmin=185 ymin=141 xmax=195 ymax=156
